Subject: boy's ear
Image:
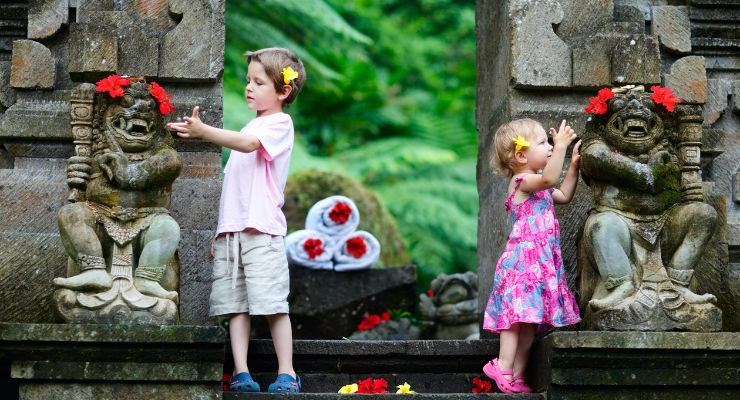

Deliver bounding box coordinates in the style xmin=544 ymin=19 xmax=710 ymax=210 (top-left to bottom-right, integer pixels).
xmin=278 ymin=85 xmax=293 ymax=101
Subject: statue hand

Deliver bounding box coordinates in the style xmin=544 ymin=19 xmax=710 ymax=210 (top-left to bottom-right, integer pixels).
xmin=95 ymin=152 xmax=129 ymax=185
xmin=67 ymin=155 xmax=92 ymax=188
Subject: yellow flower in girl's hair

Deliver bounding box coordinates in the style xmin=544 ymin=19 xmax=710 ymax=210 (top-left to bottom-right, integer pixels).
xmin=512 ymin=135 xmax=530 ymax=152
xmin=282 ymin=66 xmax=299 ymax=85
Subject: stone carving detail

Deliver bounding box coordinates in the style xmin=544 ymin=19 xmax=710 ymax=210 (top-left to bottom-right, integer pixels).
xmin=419 ymin=271 xmax=479 ymax=339
xmin=578 ymin=86 xmax=721 ymax=331
xmin=53 ymin=80 xmax=182 ymax=324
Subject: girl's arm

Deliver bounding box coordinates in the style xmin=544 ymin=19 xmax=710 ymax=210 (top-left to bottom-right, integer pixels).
xmin=520 ymin=120 xmax=577 ymax=193
xmin=552 ymin=141 xmax=581 ymax=204
xmin=167 ymin=106 xmax=261 ymax=153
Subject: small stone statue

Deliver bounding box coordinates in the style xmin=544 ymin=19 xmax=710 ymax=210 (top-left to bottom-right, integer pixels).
xmin=419 ymin=271 xmax=479 ymax=339
xmin=54 ymin=77 xmax=182 ymax=324
xmin=578 ymin=85 xmax=721 ymax=331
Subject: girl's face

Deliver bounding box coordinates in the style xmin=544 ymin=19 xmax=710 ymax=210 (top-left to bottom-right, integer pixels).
xmin=245 ymin=61 xmax=285 ymax=117
xmin=523 ymin=127 xmax=552 ymax=170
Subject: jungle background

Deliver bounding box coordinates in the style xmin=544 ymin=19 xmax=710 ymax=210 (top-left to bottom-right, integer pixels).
xmin=223 ymin=0 xmax=477 ymax=290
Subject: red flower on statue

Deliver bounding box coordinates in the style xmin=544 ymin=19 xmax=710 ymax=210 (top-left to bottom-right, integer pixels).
xmin=95 ymin=74 xmax=130 ymax=98
xmin=427 ymin=289 xmax=435 ymax=298
xmin=471 ymin=376 xmax=493 ymax=393
xmin=328 ymin=201 xmax=352 ymax=224
xmin=650 ymin=85 xmax=679 ymax=112
xmin=303 ymin=238 xmax=324 ymax=259
xmin=356 ymin=311 xmax=391 ymax=331
xmin=584 ymin=87 xmax=614 ymax=115
xmin=148 ymin=82 xmax=176 ymax=115
xmin=357 ymin=377 xmax=389 ymax=394
xmin=345 ymin=236 xmax=367 ymax=258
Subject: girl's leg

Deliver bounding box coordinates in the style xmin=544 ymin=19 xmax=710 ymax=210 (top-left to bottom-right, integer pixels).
xmin=513 ymin=323 xmax=536 ymax=376
xmin=266 ymin=313 xmax=296 ymax=377
xmin=498 ymin=323 xmax=521 ymax=379
xmin=230 ymin=313 xmax=251 ymax=374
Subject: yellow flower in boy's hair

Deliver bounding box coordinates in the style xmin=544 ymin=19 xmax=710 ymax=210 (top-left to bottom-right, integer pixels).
xmin=282 ymin=66 xmax=299 ymax=85
xmin=338 ymin=383 xmax=358 ymax=394
xmin=396 ymin=382 xmax=415 ymax=394
xmin=512 ymin=135 xmax=530 ymax=152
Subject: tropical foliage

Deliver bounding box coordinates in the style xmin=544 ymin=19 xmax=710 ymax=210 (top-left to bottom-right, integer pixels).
xmin=224 ymin=0 xmax=477 ymax=289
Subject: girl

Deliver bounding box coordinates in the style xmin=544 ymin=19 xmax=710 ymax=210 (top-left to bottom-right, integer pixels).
xmin=482 ymin=118 xmax=582 ymax=393
xmin=168 ymin=48 xmax=305 ymax=393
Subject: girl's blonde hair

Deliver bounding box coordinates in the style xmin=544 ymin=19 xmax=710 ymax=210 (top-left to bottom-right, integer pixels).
xmin=491 ymin=118 xmax=543 ymax=177
xmin=245 ymin=47 xmax=306 ymax=105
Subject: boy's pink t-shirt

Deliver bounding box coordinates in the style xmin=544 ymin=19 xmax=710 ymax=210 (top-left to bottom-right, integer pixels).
xmin=216 ymin=112 xmax=294 ymax=236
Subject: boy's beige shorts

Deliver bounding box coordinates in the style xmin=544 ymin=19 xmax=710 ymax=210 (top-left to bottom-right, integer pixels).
xmin=209 ymin=230 xmax=290 ymax=316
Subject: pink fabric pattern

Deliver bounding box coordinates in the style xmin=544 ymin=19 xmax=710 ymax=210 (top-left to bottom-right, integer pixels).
xmin=483 ymin=175 xmax=581 ymax=333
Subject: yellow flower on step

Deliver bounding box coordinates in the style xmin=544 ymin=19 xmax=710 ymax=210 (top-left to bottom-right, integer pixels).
xmin=282 ymin=66 xmax=299 ymax=85
xmin=338 ymin=383 xmax=358 ymax=394
xmin=396 ymin=382 xmax=415 ymax=394
xmin=512 ymin=135 xmax=530 ymax=152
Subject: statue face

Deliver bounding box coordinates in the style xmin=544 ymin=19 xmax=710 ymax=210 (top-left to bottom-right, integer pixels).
xmin=604 ymin=92 xmax=664 ymax=155
xmin=103 ymin=82 xmax=159 ymax=153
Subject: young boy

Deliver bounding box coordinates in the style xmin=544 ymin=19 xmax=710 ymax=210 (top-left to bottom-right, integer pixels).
xmin=168 ymin=47 xmax=306 ymax=393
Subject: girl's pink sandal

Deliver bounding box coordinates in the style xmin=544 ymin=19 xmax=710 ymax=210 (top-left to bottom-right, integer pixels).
xmin=511 ymin=374 xmax=533 ymax=393
xmin=482 ymin=358 xmax=515 ymax=394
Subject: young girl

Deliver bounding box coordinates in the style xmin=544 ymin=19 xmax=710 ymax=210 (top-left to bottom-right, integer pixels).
xmin=168 ymin=48 xmax=305 ymax=393
xmin=482 ymin=118 xmax=582 ymax=394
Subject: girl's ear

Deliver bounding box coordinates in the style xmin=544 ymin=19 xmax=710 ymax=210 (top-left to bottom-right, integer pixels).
xmin=278 ymin=85 xmax=293 ymax=101
xmin=514 ymin=151 xmax=527 ymax=165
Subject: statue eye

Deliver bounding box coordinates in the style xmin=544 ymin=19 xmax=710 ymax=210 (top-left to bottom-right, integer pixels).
xmin=611 ymin=98 xmax=625 ymax=110
xmin=122 ymin=94 xmax=134 ymax=107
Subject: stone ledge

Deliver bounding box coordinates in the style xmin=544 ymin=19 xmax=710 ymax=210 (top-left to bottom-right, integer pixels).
xmin=0 ymin=323 xmax=226 ymax=344
xmin=546 ymin=331 xmax=740 ymax=350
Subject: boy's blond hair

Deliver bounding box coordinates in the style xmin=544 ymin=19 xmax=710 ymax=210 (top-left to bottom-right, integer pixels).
xmin=491 ymin=118 xmax=543 ymax=177
xmin=245 ymin=47 xmax=306 ymax=105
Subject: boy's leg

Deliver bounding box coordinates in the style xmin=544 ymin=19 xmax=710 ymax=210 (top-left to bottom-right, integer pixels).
xmin=266 ymin=313 xmax=296 ymax=377
xmin=230 ymin=313 xmax=251 ymax=374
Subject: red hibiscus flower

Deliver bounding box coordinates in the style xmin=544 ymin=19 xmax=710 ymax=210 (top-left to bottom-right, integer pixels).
xmin=328 ymin=201 xmax=352 ymax=224
xmin=371 ymin=378 xmax=388 ymax=393
xmin=426 ymin=289 xmax=435 ymax=298
xmin=356 ymin=377 xmax=388 ymax=394
xmin=222 ymin=372 xmax=232 ymax=392
xmin=147 ymin=81 xmax=176 ymax=115
xmin=471 ymin=376 xmax=493 ymax=393
xmin=380 ymin=311 xmax=390 ymax=321
xmin=357 ymin=314 xmax=383 ymax=331
xmin=584 ymin=87 xmax=614 ymax=115
xmin=303 ymin=238 xmax=324 ymax=259
xmin=95 ymin=74 xmax=130 ymax=98
xmin=345 ymin=236 xmax=367 ymax=258
xmin=650 ymin=85 xmax=679 ymax=112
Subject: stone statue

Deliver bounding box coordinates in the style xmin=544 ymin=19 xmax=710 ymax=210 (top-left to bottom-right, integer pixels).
xmin=578 ymin=85 xmax=721 ymax=331
xmin=419 ymin=271 xmax=479 ymax=339
xmin=53 ymin=77 xmax=182 ymax=324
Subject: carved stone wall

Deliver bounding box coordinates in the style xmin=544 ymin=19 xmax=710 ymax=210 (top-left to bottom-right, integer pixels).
xmin=0 ymin=0 xmax=225 ymax=325
xmin=477 ymin=0 xmax=739 ymax=331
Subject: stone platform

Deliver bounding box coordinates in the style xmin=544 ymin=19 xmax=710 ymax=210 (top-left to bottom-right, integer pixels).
xmin=0 ymin=323 xmax=226 ymax=400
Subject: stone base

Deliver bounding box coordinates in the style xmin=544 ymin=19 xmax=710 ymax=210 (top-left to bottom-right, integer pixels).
xmin=587 ymin=299 xmax=722 ymax=332
xmin=0 ymin=323 xmax=226 ymax=400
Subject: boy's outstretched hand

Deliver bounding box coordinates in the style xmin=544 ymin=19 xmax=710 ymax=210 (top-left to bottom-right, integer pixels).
xmin=549 ymin=119 xmax=577 ymax=149
xmin=167 ymin=106 xmax=204 ymax=138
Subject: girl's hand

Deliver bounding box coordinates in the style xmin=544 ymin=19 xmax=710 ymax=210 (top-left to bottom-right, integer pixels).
xmin=571 ymin=140 xmax=582 ymax=168
xmin=167 ymin=106 xmax=204 ymax=138
xmin=549 ymin=119 xmax=577 ymax=149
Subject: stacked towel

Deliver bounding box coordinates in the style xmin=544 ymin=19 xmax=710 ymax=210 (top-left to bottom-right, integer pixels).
xmin=286 ymin=196 xmax=381 ymax=271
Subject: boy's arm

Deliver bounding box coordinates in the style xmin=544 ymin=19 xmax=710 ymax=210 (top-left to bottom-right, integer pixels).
xmin=167 ymin=106 xmax=261 ymax=153
xmin=552 ymin=141 xmax=581 ymax=204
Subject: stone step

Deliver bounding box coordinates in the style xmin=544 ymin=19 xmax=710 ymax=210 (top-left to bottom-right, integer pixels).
xmin=225 ymin=394 xmax=544 ymax=400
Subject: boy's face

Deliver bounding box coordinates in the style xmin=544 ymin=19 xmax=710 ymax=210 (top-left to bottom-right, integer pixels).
xmin=245 ymin=61 xmax=286 ymax=117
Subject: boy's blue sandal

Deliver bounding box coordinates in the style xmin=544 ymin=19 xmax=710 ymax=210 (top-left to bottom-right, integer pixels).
xmin=268 ymin=373 xmax=301 ymax=393
xmin=230 ymin=372 xmax=261 ymax=393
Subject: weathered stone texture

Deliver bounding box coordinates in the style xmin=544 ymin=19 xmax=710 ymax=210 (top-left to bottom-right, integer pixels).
xmin=28 ymin=0 xmax=68 ymax=40
xmin=557 ymin=0 xmax=614 ymax=42
xmin=665 ymin=55 xmax=708 ymax=103
xmin=10 ymin=40 xmax=55 ymax=89
xmin=0 ymin=93 xmax=70 ymax=140
xmin=572 ymin=35 xmax=620 ymax=88
xmin=652 ymin=6 xmax=692 ymax=54
xmin=703 ymin=78 xmax=732 ymax=124
xmin=509 ymin=0 xmax=572 ymax=88
xmin=611 ymin=34 xmax=661 ymax=85
xmin=0 ymin=60 xmax=16 ymax=109
xmin=67 ymin=23 xmax=117 ymax=80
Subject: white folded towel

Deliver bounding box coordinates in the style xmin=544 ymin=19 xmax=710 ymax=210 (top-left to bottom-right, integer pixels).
xmin=305 ymin=195 xmax=360 ymax=242
xmin=333 ymin=230 xmax=381 ymax=272
xmin=285 ymin=229 xmax=334 ymax=270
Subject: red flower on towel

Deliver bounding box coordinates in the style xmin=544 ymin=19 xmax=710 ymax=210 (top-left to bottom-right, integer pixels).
xmin=148 ymin=81 xmax=176 ymax=115
xmin=345 ymin=236 xmax=367 ymax=258
xmin=303 ymin=238 xmax=324 ymax=259
xmin=584 ymin=87 xmax=614 ymax=115
xmin=328 ymin=201 xmax=352 ymax=224
xmin=650 ymin=85 xmax=679 ymax=112
xmin=471 ymin=377 xmax=493 ymax=393
xmin=357 ymin=377 xmax=388 ymax=394
xmin=95 ymin=74 xmax=130 ymax=98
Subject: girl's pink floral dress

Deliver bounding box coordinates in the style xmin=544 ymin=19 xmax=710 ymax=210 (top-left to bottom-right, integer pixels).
xmin=483 ymin=175 xmax=581 ymax=333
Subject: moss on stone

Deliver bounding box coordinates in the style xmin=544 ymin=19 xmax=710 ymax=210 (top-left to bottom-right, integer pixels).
xmin=284 ymin=169 xmax=411 ymax=267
